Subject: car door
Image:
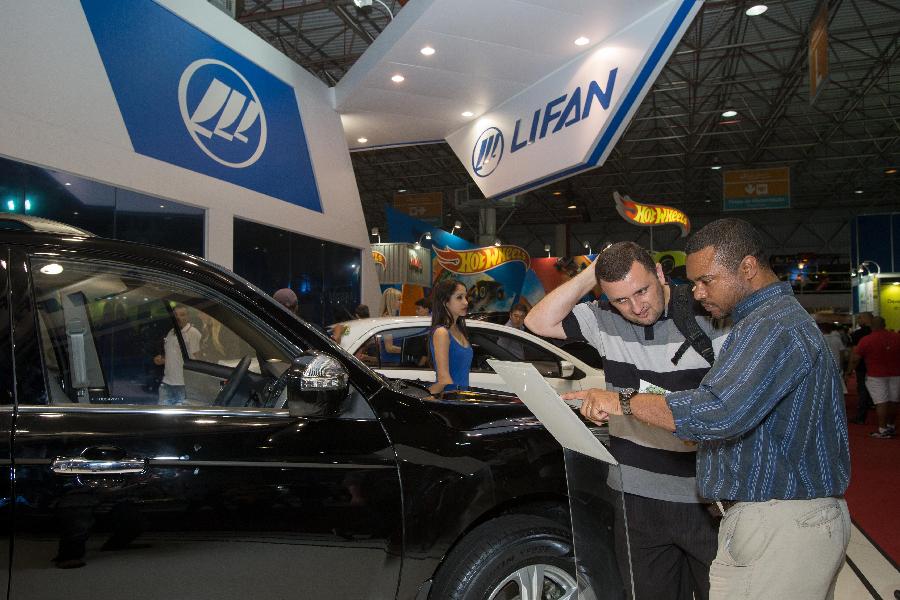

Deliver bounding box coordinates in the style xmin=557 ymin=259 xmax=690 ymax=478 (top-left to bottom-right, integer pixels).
xmin=357 ymin=325 xmax=435 ymax=385
xmin=7 ymin=250 xmax=402 ymax=600
xmin=0 ymin=247 xmax=13 ymax=596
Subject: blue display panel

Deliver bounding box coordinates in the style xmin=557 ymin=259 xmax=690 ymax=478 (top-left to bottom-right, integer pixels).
xmin=81 ymin=0 xmax=322 ymax=212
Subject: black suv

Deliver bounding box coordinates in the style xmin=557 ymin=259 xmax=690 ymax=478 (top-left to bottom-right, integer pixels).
xmin=0 ymin=224 xmax=582 ymax=600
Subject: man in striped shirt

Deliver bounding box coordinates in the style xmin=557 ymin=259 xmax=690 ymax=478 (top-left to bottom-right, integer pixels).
xmin=572 ymin=218 xmax=851 ymax=600
xmin=527 ymin=241 xmax=729 ymax=600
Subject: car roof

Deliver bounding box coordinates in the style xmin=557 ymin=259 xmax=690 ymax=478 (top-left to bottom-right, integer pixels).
xmin=0 ymin=215 xmax=95 ymax=236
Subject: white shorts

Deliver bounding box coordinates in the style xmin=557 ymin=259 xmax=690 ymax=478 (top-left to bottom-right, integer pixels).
xmin=865 ymin=376 xmax=900 ymax=405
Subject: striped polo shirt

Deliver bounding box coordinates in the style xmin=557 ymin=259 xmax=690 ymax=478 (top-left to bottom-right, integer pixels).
xmin=563 ymin=286 xmax=730 ymax=503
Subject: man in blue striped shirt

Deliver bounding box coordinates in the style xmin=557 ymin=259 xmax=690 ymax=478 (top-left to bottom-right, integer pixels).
xmin=570 ymin=218 xmax=851 ymax=600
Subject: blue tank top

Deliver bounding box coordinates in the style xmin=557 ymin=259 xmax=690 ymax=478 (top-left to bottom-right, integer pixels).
xmin=430 ymin=327 xmax=473 ymax=390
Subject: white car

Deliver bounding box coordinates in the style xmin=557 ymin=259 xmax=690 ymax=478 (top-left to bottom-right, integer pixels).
xmin=336 ymin=316 xmax=605 ymax=394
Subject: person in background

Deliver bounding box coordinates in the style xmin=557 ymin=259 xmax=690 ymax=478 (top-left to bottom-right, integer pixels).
xmin=273 ymin=288 xmax=299 ymax=316
xmin=498 ymin=304 xmax=529 ymax=359
xmin=154 ymin=304 xmax=202 ymax=405
xmin=820 ymin=321 xmax=847 ymax=371
xmin=848 ymin=315 xmax=899 ymax=438
xmin=414 ymin=297 xmax=431 ymax=317
xmin=848 ymin=311 xmax=874 ymax=424
xmin=331 ymin=304 xmax=370 ymax=344
xmin=428 ymin=279 xmax=472 ymax=394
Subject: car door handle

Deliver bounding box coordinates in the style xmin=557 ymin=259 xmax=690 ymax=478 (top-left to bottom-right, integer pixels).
xmin=51 ymin=447 xmax=148 ymax=475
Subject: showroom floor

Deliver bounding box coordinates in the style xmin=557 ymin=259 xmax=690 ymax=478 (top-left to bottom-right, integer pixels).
xmin=835 ymin=524 xmax=898 ymax=599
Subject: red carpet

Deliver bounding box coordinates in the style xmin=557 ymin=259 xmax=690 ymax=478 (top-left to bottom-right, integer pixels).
xmin=843 ymin=376 xmax=899 ymax=566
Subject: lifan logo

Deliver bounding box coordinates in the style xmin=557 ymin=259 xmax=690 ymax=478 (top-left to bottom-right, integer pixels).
xmin=178 ymin=59 xmax=267 ymax=168
xmin=471 ymin=127 xmax=504 ymax=177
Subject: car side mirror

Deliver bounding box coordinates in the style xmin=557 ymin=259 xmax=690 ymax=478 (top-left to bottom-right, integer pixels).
xmin=285 ymin=352 xmax=349 ymax=417
xmin=559 ymin=360 xmax=575 ymax=378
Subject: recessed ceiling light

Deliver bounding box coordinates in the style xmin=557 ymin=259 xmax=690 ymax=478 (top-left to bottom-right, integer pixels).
xmin=160 ymin=205 xmax=165 ymax=209
xmin=745 ymin=5 xmax=768 ymax=16
xmin=567 ymin=204 xmax=577 ymax=209
xmin=420 ymin=46 xmax=435 ymax=56
xmin=711 ymin=165 xmax=722 ymax=170
xmin=391 ymin=74 xmax=405 ymax=83
xmin=357 ymin=137 xmax=368 ymax=143
xmin=574 ymin=36 xmax=590 ymax=46
xmin=461 ymin=111 xmax=474 ymax=117
xmin=73 ymin=211 xmax=79 ymax=215
xmin=854 ymin=189 xmax=864 ymax=194
xmin=64 ymin=182 xmax=72 ymax=186
xmin=553 ymin=191 xmax=562 ymax=196
xmin=885 ymin=168 xmax=897 ymax=174
xmin=398 ymin=189 xmax=407 ymax=193
xmin=721 ymin=109 xmax=738 ymax=118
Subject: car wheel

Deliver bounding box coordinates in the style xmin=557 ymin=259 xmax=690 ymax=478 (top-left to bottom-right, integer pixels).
xmin=430 ymin=514 xmax=576 ymax=600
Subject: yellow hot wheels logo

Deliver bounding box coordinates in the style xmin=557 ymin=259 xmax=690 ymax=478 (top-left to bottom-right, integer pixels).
xmin=434 ymin=245 xmax=530 ymax=274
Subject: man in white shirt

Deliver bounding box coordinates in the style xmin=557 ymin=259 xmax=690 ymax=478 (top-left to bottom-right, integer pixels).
xmin=154 ymin=304 xmax=202 ymax=405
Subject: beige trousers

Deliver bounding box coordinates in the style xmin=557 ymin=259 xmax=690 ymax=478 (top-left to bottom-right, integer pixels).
xmin=709 ymin=497 xmax=850 ymax=600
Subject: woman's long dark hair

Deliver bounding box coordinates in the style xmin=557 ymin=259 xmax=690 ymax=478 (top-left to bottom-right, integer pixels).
xmin=430 ymin=278 xmax=469 ymax=340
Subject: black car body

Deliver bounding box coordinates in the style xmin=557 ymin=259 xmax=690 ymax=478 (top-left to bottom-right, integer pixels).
xmin=0 ymin=229 xmax=592 ymax=600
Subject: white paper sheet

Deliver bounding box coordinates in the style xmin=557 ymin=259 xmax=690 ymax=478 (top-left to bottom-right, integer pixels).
xmin=489 ymin=360 xmax=617 ymax=465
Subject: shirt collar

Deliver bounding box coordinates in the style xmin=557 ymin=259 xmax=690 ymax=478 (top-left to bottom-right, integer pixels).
xmin=733 ymin=281 xmax=793 ymax=324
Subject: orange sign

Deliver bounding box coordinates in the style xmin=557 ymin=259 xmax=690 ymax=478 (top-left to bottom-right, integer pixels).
xmin=393 ymin=192 xmax=443 ymax=224
xmin=613 ymin=191 xmax=690 ymax=237
xmin=371 ymin=250 xmax=386 ymax=270
xmin=809 ymin=4 xmax=829 ymax=104
xmin=434 ymin=245 xmax=531 ymax=275
xmin=723 ymin=167 xmax=790 ymax=211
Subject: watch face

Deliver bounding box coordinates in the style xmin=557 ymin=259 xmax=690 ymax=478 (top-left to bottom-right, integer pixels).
xmin=621 ymin=387 xmax=635 ymax=397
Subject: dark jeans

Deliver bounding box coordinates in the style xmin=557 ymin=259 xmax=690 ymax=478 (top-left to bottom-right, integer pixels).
xmin=615 ymin=493 xmax=718 ymax=600
xmin=856 ymin=368 xmax=872 ymax=422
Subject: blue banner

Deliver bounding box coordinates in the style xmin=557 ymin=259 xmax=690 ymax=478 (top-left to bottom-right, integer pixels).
xmin=81 ymin=0 xmax=322 ymax=212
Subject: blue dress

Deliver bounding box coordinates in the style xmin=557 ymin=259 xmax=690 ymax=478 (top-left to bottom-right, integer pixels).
xmin=429 ymin=327 xmax=473 ymax=390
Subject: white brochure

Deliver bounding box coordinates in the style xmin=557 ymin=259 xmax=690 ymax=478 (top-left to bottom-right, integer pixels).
xmin=488 ymin=360 xmax=617 ymax=465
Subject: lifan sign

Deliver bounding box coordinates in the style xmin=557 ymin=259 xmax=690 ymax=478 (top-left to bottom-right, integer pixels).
xmin=446 ymin=0 xmax=704 ymax=198
xmin=614 ymin=191 xmax=691 ymax=237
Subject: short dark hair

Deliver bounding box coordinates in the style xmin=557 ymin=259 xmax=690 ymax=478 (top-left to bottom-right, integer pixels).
xmin=685 ymin=218 xmax=768 ymax=271
xmin=415 ymin=297 xmax=430 ymax=309
xmin=510 ymin=304 xmax=528 ymax=315
xmin=355 ymin=304 xmax=370 ymax=319
xmin=594 ymin=241 xmax=656 ymax=284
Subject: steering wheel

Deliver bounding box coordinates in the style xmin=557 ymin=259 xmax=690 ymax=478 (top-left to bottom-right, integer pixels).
xmin=214 ymin=356 xmax=251 ymax=406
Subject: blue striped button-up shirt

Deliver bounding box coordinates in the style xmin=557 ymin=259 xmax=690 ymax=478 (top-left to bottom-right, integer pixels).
xmin=666 ymin=282 xmax=850 ymax=501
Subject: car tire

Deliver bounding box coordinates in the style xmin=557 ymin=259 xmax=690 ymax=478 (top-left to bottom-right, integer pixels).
xmin=430 ymin=514 xmax=576 ymax=600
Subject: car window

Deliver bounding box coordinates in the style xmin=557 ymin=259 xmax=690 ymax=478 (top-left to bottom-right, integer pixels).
xmin=355 ymin=326 xmax=431 ymax=370
xmin=29 ymin=256 xmax=297 ymax=409
xmin=469 ymin=329 xmax=561 ymax=375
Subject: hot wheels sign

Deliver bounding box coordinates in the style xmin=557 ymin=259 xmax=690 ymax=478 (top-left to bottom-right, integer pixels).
xmin=434 ymin=245 xmax=531 ymax=275
xmin=614 ymin=191 xmax=690 ymax=237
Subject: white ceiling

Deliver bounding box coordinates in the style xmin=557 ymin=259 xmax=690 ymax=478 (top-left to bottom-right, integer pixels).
xmin=335 ymin=0 xmax=681 ymax=150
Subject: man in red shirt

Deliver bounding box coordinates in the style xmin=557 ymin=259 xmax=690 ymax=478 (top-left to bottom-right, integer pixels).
xmin=848 ymin=316 xmax=900 ymax=438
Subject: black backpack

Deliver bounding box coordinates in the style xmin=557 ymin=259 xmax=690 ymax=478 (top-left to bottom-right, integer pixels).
xmin=669 ymin=284 xmax=716 ymax=367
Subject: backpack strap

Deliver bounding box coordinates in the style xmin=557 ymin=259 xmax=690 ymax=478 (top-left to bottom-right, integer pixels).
xmin=669 ymin=284 xmax=716 ymax=366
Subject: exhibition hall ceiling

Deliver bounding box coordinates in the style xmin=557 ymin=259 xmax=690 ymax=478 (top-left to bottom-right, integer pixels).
xmin=237 ymin=0 xmax=898 ymax=239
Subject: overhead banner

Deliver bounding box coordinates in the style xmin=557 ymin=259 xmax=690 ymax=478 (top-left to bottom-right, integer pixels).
xmin=393 ymin=192 xmax=443 ymax=226
xmin=80 ymin=0 xmax=322 ymax=211
xmin=723 ymin=167 xmax=790 ymax=211
xmin=445 ymin=0 xmax=703 ymax=199
xmin=613 ymin=191 xmax=690 ymax=236
xmin=809 ymin=3 xmax=830 ymax=104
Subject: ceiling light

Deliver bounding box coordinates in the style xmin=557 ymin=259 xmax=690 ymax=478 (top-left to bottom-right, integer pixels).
xmin=420 ymin=46 xmax=435 ymax=56
xmin=745 ymin=5 xmax=768 ymax=16
xmin=461 ymin=111 xmax=474 ymax=117
xmin=885 ymin=168 xmax=897 ymax=174
xmin=357 ymin=137 xmax=368 ymax=143
xmin=64 ymin=182 xmax=72 ymax=186
xmin=710 ymin=165 xmax=722 ymax=170
xmin=574 ymin=37 xmax=590 ymax=46
xmin=391 ymin=74 xmax=405 ymax=83
xmin=494 ymin=239 xmax=502 ymax=247
xmin=567 ymin=204 xmax=577 ymax=209
xmin=854 ymin=189 xmax=863 ymax=194
xmin=159 ymin=205 xmax=165 ymax=209
xmin=721 ymin=110 xmax=738 ymax=118
xmin=453 ymin=220 xmax=461 ymax=229
xmin=398 ymin=189 xmax=406 ymax=193
xmin=552 ymin=191 xmax=562 ymax=196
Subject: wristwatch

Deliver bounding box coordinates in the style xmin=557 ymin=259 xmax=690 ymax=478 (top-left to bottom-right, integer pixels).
xmin=618 ymin=388 xmax=637 ymax=416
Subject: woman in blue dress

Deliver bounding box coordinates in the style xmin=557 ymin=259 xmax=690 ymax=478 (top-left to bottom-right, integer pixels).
xmin=428 ymin=278 xmax=473 ymax=394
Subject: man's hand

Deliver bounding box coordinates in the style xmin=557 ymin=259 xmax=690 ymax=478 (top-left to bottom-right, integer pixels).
xmin=562 ymin=389 xmax=620 ymax=425
xmin=153 ymin=354 xmax=165 ymax=366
